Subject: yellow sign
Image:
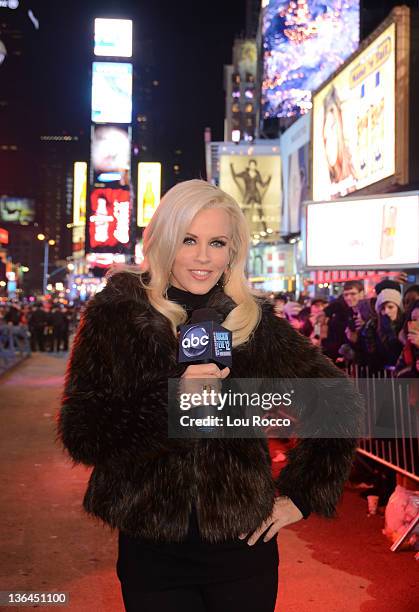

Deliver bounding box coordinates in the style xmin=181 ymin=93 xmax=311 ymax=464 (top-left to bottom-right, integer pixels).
xmin=73 ymin=162 xmax=87 ymax=225
xmin=312 ymin=24 xmax=396 ymax=201
xmin=137 ymin=163 xmax=161 ymax=227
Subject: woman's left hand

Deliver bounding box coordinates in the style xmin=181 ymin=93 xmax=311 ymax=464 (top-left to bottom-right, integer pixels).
xmin=239 ymin=496 xmax=303 ymax=546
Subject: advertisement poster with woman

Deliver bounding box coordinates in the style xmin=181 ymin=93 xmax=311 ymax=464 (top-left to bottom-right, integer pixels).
xmin=219 ymin=154 xmax=281 ymax=234
xmin=312 ymin=23 xmax=396 ymax=201
xmin=279 ymin=112 xmax=310 ymax=235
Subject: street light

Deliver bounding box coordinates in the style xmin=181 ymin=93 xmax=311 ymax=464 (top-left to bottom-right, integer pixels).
xmin=37 ymin=234 xmax=55 ymax=295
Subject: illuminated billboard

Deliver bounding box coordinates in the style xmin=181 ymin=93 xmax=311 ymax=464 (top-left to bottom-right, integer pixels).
xmin=88 ymin=187 xmax=131 ymax=250
xmin=86 ymin=253 xmax=126 ymax=268
xmin=0 ymin=197 xmax=35 ymax=224
xmin=219 ymin=154 xmax=282 ymax=234
xmin=92 ymin=125 xmax=130 ymax=186
xmin=91 ymin=62 xmax=132 ymax=124
xmin=0 ymin=227 xmax=9 ymax=245
xmin=313 ymin=23 xmax=396 ymax=200
xmin=73 ymin=162 xmax=87 ymax=225
xmin=72 ymin=224 xmax=85 ymax=254
xmin=279 ymin=113 xmax=310 ymax=234
xmin=137 ymin=162 xmax=161 ymax=227
xmin=233 ymin=39 xmax=257 ymax=81
xmin=94 ymin=18 xmax=133 ymax=58
xmin=262 ymin=1 xmax=359 ymax=118
xmin=305 ymin=193 xmax=419 ymax=269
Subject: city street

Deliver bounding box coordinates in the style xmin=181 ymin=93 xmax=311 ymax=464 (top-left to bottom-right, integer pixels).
xmin=0 ymin=353 xmax=417 ymax=612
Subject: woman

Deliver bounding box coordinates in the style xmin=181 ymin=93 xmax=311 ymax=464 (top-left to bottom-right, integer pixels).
xmin=322 ymin=86 xmax=356 ymax=197
xmin=358 ymin=288 xmax=404 ymax=374
xmin=57 ymin=180 xmax=361 ymax=612
xmin=396 ymin=299 xmax=419 ymax=378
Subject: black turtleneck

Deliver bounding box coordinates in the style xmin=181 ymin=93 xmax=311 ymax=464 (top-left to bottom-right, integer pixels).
xmin=166 ymin=284 xmax=221 ymax=320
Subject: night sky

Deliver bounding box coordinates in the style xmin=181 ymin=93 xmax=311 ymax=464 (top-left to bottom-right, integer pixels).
xmin=28 ymin=0 xmax=247 ymax=186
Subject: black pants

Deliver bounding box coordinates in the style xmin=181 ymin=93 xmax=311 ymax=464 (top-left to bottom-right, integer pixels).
xmin=119 ymin=569 xmax=278 ymax=612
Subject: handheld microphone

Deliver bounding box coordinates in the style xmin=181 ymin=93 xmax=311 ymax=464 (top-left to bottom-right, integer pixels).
xmin=178 ymin=308 xmax=232 ymax=367
xmin=177 ymin=308 xmax=232 ymax=434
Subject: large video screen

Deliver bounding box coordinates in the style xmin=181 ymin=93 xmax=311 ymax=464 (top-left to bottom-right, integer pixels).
xmin=0 ymin=197 xmax=35 ymax=224
xmin=91 ymin=125 xmax=131 ymax=188
xmin=219 ymin=154 xmax=282 ymax=234
xmin=91 ymin=62 xmax=132 ymax=124
xmin=94 ymin=18 xmax=133 ymax=58
xmin=312 ymin=23 xmax=395 ymax=200
xmin=306 ymin=193 xmax=419 ymax=268
xmin=262 ymin=1 xmax=359 ymax=118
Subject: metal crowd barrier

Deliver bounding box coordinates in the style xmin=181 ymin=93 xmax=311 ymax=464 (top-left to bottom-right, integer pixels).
xmin=347 ymin=364 xmax=418 ymax=483
xmin=0 ymin=325 xmax=31 ymax=375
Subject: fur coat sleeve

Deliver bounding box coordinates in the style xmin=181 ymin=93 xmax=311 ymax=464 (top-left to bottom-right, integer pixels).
xmin=57 ymin=277 xmax=186 ymax=467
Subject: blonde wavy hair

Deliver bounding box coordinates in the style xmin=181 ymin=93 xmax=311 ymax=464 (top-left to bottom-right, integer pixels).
xmin=107 ymin=179 xmax=261 ymax=347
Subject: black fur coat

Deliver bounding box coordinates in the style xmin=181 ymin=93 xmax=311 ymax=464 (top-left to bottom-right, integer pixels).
xmin=57 ymin=272 xmax=361 ymax=543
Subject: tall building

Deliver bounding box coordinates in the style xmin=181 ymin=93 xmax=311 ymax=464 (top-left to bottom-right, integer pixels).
xmin=0 ymin=2 xmax=42 ymax=293
xmin=38 ymin=133 xmax=87 ymax=264
xmin=245 ymin=0 xmax=261 ymax=38
xmin=224 ymin=38 xmax=257 ymax=143
xmin=0 ymin=1 xmax=40 ymax=184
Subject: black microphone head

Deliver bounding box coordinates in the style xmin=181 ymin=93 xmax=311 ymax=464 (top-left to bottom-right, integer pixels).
xmin=190 ymin=308 xmax=223 ymax=324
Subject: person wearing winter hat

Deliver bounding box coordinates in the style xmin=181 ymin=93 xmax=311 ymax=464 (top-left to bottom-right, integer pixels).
xmin=374 ymin=288 xmax=403 ymax=317
xmin=358 ymin=288 xmax=404 ymax=373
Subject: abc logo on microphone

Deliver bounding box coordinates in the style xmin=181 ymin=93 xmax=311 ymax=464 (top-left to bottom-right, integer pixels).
xmin=181 ymin=325 xmax=210 ymax=358
xmin=178 ymin=318 xmax=232 ymax=367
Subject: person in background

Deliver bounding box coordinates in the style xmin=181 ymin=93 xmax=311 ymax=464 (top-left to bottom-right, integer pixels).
xmin=4 ymin=303 xmax=20 ymax=326
xmin=61 ymin=307 xmax=71 ymax=351
xmin=374 ymin=279 xmax=402 ymax=296
xmin=28 ymin=304 xmax=47 ymax=352
xmin=343 ymin=281 xmax=398 ymax=364
xmin=298 ymin=306 xmax=311 ymax=337
xmin=395 ymin=299 xmax=419 ymax=378
xmin=402 ymin=284 xmax=419 ymax=313
xmin=323 ymin=281 xmax=364 ymax=363
xmin=44 ymin=306 xmax=54 ymax=352
xmin=272 ymin=292 xmax=288 ymax=319
xmin=283 ymin=300 xmax=303 ymax=330
xmin=51 ymin=306 xmax=68 ymax=352
xmin=300 ymin=298 xmax=328 ymax=339
xmin=16 ymin=305 xmax=31 ymax=355
xmin=3 ymin=303 xmax=30 ymax=354
xmin=358 ymin=289 xmax=404 ymax=374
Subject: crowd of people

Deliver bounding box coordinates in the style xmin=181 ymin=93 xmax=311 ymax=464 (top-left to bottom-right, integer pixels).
xmin=2 ymin=280 xmax=419 ymax=374
xmin=0 ymin=302 xmax=82 ymax=355
xmin=271 ymin=280 xmax=419 ymax=378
